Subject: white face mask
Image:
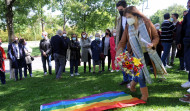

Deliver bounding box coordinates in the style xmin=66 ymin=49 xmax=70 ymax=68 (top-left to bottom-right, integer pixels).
xmin=113 ymin=33 xmax=116 ymax=36
xmin=63 ymin=34 xmax=67 ymax=37
xmin=82 ymin=35 xmax=86 ymax=38
xmin=156 ymin=26 xmax=160 ymax=30
xmin=95 ymin=37 xmax=100 ymax=40
xmin=127 ymin=18 xmax=135 ymax=26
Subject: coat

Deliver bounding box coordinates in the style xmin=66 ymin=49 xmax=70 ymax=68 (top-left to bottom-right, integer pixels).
xmin=8 ymin=43 xmax=26 ymax=68
xmin=80 ymin=38 xmax=92 ymax=62
xmin=24 ymin=45 xmax=32 ymax=64
xmin=91 ymin=40 xmax=102 ymax=61
xmin=70 ymin=40 xmax=81 ymax=60
xmin=117 ymin=19 xmax=159 ymax=77
xmin=0 ymin=47 xmax=6 ymax=72
xmin=110 ymin=36 xmax=116 ymax=60
xmin=116 ymin=16 xmax=122 ymax=48
xmin=39 ymin=39 xmax=51 ymax=56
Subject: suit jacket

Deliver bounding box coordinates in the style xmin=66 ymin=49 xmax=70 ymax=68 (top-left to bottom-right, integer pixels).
xmin=116 ymin=16 xmax=122 ymax=48
xmin=117 ymin=19 xmax=159 ymax=55
xmin=8 ymin=43 xmax=26 ymax=68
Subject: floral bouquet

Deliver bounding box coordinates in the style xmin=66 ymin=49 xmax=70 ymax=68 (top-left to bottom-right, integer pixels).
xmin=116 ymin=51 xmax=144 ymax=77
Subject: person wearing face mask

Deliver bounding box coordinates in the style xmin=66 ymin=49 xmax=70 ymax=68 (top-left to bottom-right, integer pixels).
xmin=102 ymin=29 xmax=112 ymax=72
xmin=80 ymin=32 xmax=92 ymax=73
xmin=110 ymin=29 xmax=120 ymax=72
xmin=116 ymin=0 xmax=127 ymax=48
xmin=62 ymin=31 xmax=71 ymax=73
xmin=70 ymin=34 xmax=81 ymax=76
xmin=117 ymin=6 xmax=167 ymax=102
xmin=179 ymin=0 xmax=190 ymax=96
xmin=160 ymin=13 xmax=176 ymax=68
xmin=51 ymin=30 xmax=66 ymax=79
xmin=8 ymin=37 xmax=26 ymax=81
xmin=0 ymin=40 xmax=6 ymax=84
xmin=91 ymin=33 xmax=102 ymax=74
xmin=154 ymin=23 xmax=163 ymax=58
xmin=20 ymin=39 xmax=33 ymax=78
xmin=166 ymin=13 xmax=180 ymax=66
xmin=39 ymin=31 xmax=52 ymax=76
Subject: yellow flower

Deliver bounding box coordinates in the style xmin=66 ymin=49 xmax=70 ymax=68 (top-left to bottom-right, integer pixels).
xmin=125 ymin=61 xmax=129 ymax=65
xmin=135 ymin=73 xmax=140 ymax=76
xmin=133 ymin=58 xmax=141 ymax=66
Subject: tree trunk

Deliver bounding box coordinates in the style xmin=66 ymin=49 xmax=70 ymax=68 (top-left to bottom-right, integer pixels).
xmin=5 ymin=0 xmax=16 ymax=79
xmin=41 ymin=19 xmax=44 ymax=32
xmin=63 ymin=14 xmax=66 ymax=31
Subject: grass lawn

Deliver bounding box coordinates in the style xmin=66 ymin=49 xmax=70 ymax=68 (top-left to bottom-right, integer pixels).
xmin=0 ymin=60 xmax=190 ymax=111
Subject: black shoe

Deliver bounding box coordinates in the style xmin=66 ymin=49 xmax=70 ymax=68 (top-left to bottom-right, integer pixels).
xmin=92 ymin=72 xmax=96 ymax=74
xmin=170 ymin=63 xmax=174 ymax=66
xmin=119 ymin=81 xmax=131 ymax=85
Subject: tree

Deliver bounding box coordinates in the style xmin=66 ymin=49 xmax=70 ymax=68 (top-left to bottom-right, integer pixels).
xmin=150 ymin=4 xmax=187 ymax=25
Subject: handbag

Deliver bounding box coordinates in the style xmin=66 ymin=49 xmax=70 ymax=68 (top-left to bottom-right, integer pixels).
xmin=30 ymin=56 xmax=34 ymax=61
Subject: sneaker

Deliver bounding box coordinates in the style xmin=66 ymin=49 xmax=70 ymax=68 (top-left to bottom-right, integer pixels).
xmin=187 ymin=88 xmax=190 ymax=93
xmin=44 ymin=72 xmax=47 ymax=75
xmin=179 ymin=97 xmax=190 ymax=103
xmin=70 ymin=74 xmax=74 ymax=77
xmin=111 ymin=70 xmax=114 ymax=72
xmin=165 ymin=65 xmax=172 ymax=69
xmin=116 ymin=70 xmax=119 ymax=72
xmin=184 ymin=94 xmax=190 ymax=97
xmin=75 ymin=73 xmax=80 ymax=76
xmin=30 ymin=74 xmax=33 ymax=77
xmin=181 ymin=82 xmax=190 ymax=88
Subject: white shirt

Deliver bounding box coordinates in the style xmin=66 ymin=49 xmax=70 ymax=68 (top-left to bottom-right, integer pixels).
xmin=122 ymin=16 xmax=127 ymax=30
xmin=15 ymin=44 xmax=20 ymax=59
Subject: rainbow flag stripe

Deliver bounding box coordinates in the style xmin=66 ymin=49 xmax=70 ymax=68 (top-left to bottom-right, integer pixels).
xmin=40 ymin=91 xmax=145 ymax=111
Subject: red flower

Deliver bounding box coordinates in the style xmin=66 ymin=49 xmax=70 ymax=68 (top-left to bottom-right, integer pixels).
xmin=138 ymin=64 xmax=144 ymax=68
xmin=131 ymin=57 xmax=134 ymax=61
xmin=134 ymin=66 xmax=138 ymax=73
xmin=126 ymin=64 xmax=133 ymax=70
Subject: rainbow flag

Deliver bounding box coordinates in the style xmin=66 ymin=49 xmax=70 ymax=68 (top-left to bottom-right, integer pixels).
xmin=40 ymin=91 xmax=145 ymax=111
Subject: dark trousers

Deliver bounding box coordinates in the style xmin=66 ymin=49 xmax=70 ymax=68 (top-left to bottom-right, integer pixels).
xmin=102 ymin=52 xmax=111 ymax=71
xmin=0 ymin=70 xmax=6 ymax=84
xmin=179 ymin=57 xmax=185 ymax=70
xmin=15 ymin=67 xmax=22 ymax=80
xmin=156 ymin=44 xmax=162 ymax=58
xmin=84 ymin=53 xmax=91 ymax=72
xmin=70 ymin=60 xmax=79 ymax=74
xmin=41 ymin=55 xmax=52 ymax=74
xmin=24 ymin=63 xmax=32 ymax=77
xmin=63 ymin=55 xmax=67 ymax=72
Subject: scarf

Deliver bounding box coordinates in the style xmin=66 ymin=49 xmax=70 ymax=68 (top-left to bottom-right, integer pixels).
xmin=128 ymin=18 xmax=167 ymax=84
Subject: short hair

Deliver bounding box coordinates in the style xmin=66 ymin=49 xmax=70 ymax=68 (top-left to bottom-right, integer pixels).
xmin=184 ymin=10 xmax=188 ymax=13
xmin=164 ymin=13 xmax=170 ymax=20
xmin=116 ymin=0 xmax=127 ymax=8
xmin=56 ymin=30 xmax=63 ymax=35
xmin=19 ymin=38 xmax=25 ymax=44
xmin=172 ymin=13 xmax=179 ymax=19
xmin=42 ymin=31 xmax=48 ymax=36
xmin=95 ymin=33 xmax=100 ymax=37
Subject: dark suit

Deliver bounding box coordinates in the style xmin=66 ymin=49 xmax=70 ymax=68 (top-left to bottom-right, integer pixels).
xmin=8 ymin=43 xmax=26 ymax=80
xmin=182 ymin=10 xmax=190 ymax=81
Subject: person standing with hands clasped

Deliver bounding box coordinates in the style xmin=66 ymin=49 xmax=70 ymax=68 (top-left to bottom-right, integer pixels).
xmin=70 ymin=34 xmax=81 ymax=77
xmin=0 ymin=40 xmax=6 ymax=84
xmin=40 ymin=32 xmax=52 ymax=75
xmin=80 ymin=32 xmax=92 ymax=73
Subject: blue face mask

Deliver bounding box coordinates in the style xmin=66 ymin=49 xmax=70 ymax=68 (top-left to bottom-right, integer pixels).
xmin=42 ymin=35 xmax=44 ymax=38
xmin=170 ymin=18 xmax=174 ymax=22
xmin=72 ymin=37 xmax=76 ymax=41
xmin=95 ymin=37 xmax=100 ymax=40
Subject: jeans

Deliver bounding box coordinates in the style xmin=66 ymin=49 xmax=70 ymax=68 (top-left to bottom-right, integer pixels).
xmin=167 ymin=41 xmax=177 ymax=65
xmin=84 ymin=53 xmax=91 ymax=72
xmin=24 ymin=63 xmax=32 ymax=77
xmin=63 ymin=54 xmax=67 ymax=72
xmin=54 ymin=53 xmax=65 ymax=79
xmin=41 ymin=55 xmax=52 ymax=74
xmin=161 ymin=42 xmax=172 ymax=66
xmin=0 ymin=70 xmax=6 ymax=84
xmin=133 ymin=71 xmax=146 ymax=88
xmin=70 ymin=60 xmax=79 ymax=74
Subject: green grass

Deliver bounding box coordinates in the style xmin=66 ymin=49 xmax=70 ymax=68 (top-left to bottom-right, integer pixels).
xmin=0 ymin=60 xmax=190 ymax=111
